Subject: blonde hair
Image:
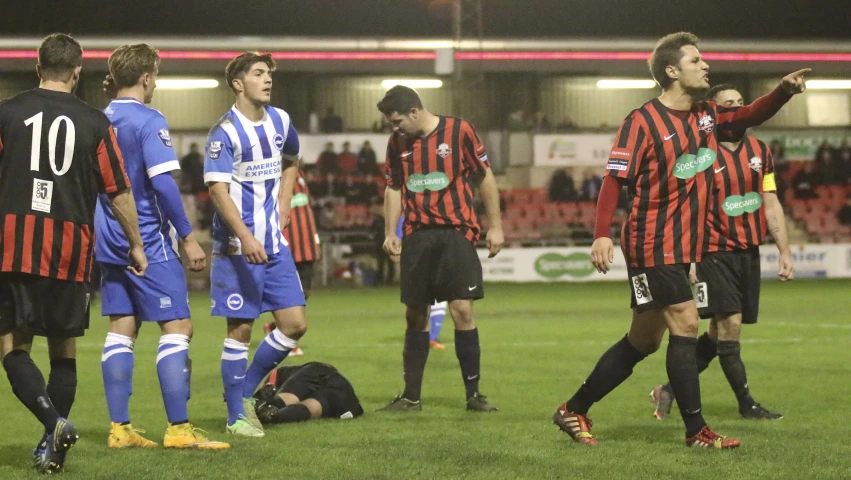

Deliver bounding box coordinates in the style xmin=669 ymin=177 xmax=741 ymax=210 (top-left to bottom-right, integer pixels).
xmin=109 ymin=44 xmax=160 ymax=89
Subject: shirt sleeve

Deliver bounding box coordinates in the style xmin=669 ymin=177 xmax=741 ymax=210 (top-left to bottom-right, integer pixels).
xmin=282 ymin=122 xmax=300 ymax=162
xmin=141 ymin=113 xmax=180 ymax=178
xmin=384 ymin=136 xmax=402 ymax=189
xmin=95 ymin=119 xmax=131 ymax=194
xmin=605 ymin=113 xmax=648 ymax=182
xmin=714 ymin=86 xmax=792 ymax=131
xmin=460 ymin=121 xmax=490 ymax=172
xmin=203 ymin=127 xmax=234 ymax=185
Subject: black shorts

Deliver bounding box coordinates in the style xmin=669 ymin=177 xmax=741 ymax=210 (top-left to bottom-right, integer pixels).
xmin=400 ymin=228 xmax=483 ymax=306
xmin=0 ymin=272 xmax=90 ymax=338
xmin=695 ymin=248 xmax=761 ymax=324
xmin=296 ymin=261 xmax=315 ymax=292
xmin=627 ymin=264 xmax=693 ymax=313
xmin=275 ymin=362 xmax=363 ymax=419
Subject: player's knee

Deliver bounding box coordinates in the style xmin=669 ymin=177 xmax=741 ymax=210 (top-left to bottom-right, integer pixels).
xmin=449 ymin=301 xmax=474 ymax=328
xmin=227 ymin=319 xmax=254 ymax=343
xmin=286 ymin=320 xmax=307 ymax=340
xmin=405 ymin=306 xmax=428 ymax=331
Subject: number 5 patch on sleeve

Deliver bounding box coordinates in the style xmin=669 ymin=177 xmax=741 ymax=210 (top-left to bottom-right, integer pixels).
xmin=631 ymin=273 xmax=654 ymax=306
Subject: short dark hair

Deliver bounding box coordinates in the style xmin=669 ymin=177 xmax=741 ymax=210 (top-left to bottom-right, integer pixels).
xmin=37 ymin=33 xmax=83 ymax=82
xmin=706 ymin=83 xmax=739 ymax=102
xmin=648 ymin=32 xmax=700 ymax=89
xmin=225 ymin=52 xmax=275 ymax=94
xmin=377 ymin=86 xmax=423 ymax=116
xmin=109 ymin=44 xmax=160 ymax=89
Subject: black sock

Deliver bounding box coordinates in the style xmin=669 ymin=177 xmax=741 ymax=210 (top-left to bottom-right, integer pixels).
xmin=402 ymin=331 xmax=430 ymax=402
xmin=273 ymin=403 xmax=311 ymax=424
xmin=454 ymin=329 xmax=481 ymax=399
xmin=566 ymin=335 xmax=647 ymax=415
xmin=661 ymin=331 xmax=716 ymax=395
xmin=47 ymin=358 xmax=77 ymax=419
xmin=3 ymin=351 xmax=60 ymax=432
xmin=666 ymin=335 xmax=706 ymax=437
xmin=717 ymin=341 xmax=755 ymax=411
xmin=270 ymin=395 xmax=287 ymax=409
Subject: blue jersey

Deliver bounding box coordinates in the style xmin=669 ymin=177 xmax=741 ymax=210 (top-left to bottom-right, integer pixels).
xmin=203 ymin=105 xmax=300 ymax=256
xmin=95 ymin=98 xmax=180 ymax=265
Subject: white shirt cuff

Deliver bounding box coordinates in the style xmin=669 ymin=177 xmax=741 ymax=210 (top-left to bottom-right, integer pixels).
xmin=146 ymin=160 xmax=180 ymax=178
xmin=204 ymin=172 xmax=232 ymax=184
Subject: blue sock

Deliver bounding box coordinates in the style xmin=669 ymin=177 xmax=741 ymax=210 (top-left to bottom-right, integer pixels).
xmin=101 ymin=333 xmax=134 ymax=424
xmin=430 ymin=302 xmax=448 ymax=343
xmin=157 ymin=334 xmax=191 ymax=425
xmin=242 ymin=328 xmax=296 ymax=399
xmin=221 ymin=338 xmax=249 ymax=426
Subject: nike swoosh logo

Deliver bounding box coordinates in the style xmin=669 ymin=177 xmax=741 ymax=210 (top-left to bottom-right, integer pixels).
xmin=467 ymin=375 xmax=479 ymax=381
xmin=401 ymin=151 xmax=413 ymax=158
xmin=234 ymin=375 xmax=246 ymax=380
xmin=468 ymin=285 xmax=477 ymax=291
xmin=715 ymin=166 xmax=726 ymax=173
xmin=664 ymin=133 xmax=677 ymax=141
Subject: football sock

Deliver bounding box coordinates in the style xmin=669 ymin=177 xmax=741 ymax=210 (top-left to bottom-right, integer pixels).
xmin=101 ymin=333 xmax=135 ymax=424
xmin=429 ymin=302 xmax=447 ymax=342
xmin=717 ymin=340 xmax=756 ymax=411
xmin=661 ymin=331 xmax=716 ymax=395
xmin=566 ymin=334 xmax=647 ymax=415
xmin=402 ymin=331 xmax=430 ymax=402
xmin=156 ymin=334 xmax=191 ymax=424
xmin=269 ymin=395 xmax=287 ymax=409
xmin=3 ymin=350 xmax=60 ymax=432
xmin=666 ymin=335 xmax=706 ymax=437
xmin=243 ymin=328 xmax=296 ymax=398
xmin=221 ymin=338 xmax=249 ymax=425
xmin=272 ymin=403 xmax=311 ymax=424
xmin=47 ymin=358 xmax=77 ymax=419
xmin=454 ymin=328 xmax=481 ymax=399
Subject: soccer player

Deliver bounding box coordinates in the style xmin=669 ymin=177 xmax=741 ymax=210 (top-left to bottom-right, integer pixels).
xmin=205 ymin=52 xmax=307 ymax=438
xmin=253 ymin=362 xmax=363 ymax=424
xmin=264 ymin=169 xmax=319 ymax=358
xmin=375 ymin=86 xmax=503 ymax=413
xmin=0 ymin=33 xmax=145 ymax=472
xmin=650 ymin=84 xmax=793 ymax=421
xmin=96 ymin=44 xmax=228 ymax=450
xmin=552 ymin=32 xmax=808 ymax=448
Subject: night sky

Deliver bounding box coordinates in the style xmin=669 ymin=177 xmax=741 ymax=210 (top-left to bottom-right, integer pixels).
xmin=3 ymin=0 xmax=850 ymax=39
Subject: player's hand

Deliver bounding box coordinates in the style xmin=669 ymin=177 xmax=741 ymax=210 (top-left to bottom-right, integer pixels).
xmin=103 ymin=74 xmax=118 ymax=100
xmin=591 ymin=237 xmax=614 ymax=274
xmin=688 ymin=263 xmax=699 ymax=284
xmin=780 ymin=69 xmax=811 ymax=95
xmin=778 ymin=252 xmax=795 ymax=282
xmin=240 ymin=234 xmax=269 ymax=264
xmin=383 ymin=235 xmax=402 ymax=256
xmin=182 ymin=234 xmax=207 ymax=272
xmin=127 ymin=246 xmax=148 ymax=277
xmin=486 ymin=227 xmax=504 ymax=258
xmin=279 ymin=204 xmax=292 ymax=231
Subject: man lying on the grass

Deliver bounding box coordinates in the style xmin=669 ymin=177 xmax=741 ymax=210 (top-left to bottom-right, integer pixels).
xmin=254 ymin=362 xmax=364 ymax=424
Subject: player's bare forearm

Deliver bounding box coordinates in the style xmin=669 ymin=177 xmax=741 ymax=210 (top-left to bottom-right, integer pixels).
xmin=278 ymin=159 xmax=299 ymax=210
xmin=479 ymin=168 xmax=503 ymax=230
xmin=764 ymin=191 xmax=791 ymax=255
xmin=209 ymin=182 xmax=253 ymax=241
xmin=108 ymin=188 xmax=143 ymax=248
xmin=384 ymin=186 xmax=402 ymax=237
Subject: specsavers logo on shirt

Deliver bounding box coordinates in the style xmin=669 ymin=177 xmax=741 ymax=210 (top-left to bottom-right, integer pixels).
xmin=237 ymin=156 xmax=282 ymax=182
xmin=723 ymin=192 xmax=763 ymax=216
xmin=407 ymin=172 xmax=450 ymax=193
xmin=290 ymin=192 xmax=309 ymax=208
xmin=674 ymin=147 xmax=715 ymax=179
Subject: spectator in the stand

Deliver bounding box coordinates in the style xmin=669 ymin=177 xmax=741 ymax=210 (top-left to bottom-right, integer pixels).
xmin=834 ymin=140 xmax=851 ymax=185
xmin=825 ymin=146 xmax=850 ymax=185
xmin=548 ymin=167 xmax=577 ymax=202
xmin=769 ymin=139 xmax=788 ymax=200
xmin=372 ymin=116 xmax=392 ymax=133
xmin=531 ymin=111 xmax=550 ymax=133
xmin=304 ymin=168 xmax=326 ymax=198
xmin=838 ymin=197 xmax=851 ymax=226
xmin=179 ymin=142 xmax=205 ymax=194
xmin=321 ymin=106 xmax=344 ymax=133
xmin=556 ymin=115 xmax=577 ymax=131
xmin=814 ymin=139 xmax=834 ymax=170
xmin=793 ymin=162 xmax=820 ymax=199
xmin=317 ymin=142 xmax=339 ymax=174
xmin=507 ymin=110 xmax=529 ymax=131
xmin=357 ymin=140 xmax=379 ymax=174
xmin=338 ymin=141 xmax=358 ymax=173
xmin=580 ymin=170 xmax=603 ymax=202
xmin=342 ymin=175 xmax=367 ymax=205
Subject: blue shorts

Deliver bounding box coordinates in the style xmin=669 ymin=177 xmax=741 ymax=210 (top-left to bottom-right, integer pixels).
xmin=210 ymin=250 xmax=305 ymax=320
xmin=100 ymin=259 xmax=190 ymax=322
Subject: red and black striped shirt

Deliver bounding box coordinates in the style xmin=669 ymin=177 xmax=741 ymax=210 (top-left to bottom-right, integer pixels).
xmin=605 ymin=87 xmax=790 ymax=268
xmin=705 ymin=135 xmax=775 ymax=252
xmin=0 ymin=88 xmax=130 ymax=283
xmin=384 ymin=116 xmax=489 ymax=244
xmin=283 ymin=171 xmax=319 ymax=263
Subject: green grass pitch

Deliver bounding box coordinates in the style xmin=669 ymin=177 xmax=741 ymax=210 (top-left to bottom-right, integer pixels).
xmin=1 ymin=279 xmax=849 ymax=479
